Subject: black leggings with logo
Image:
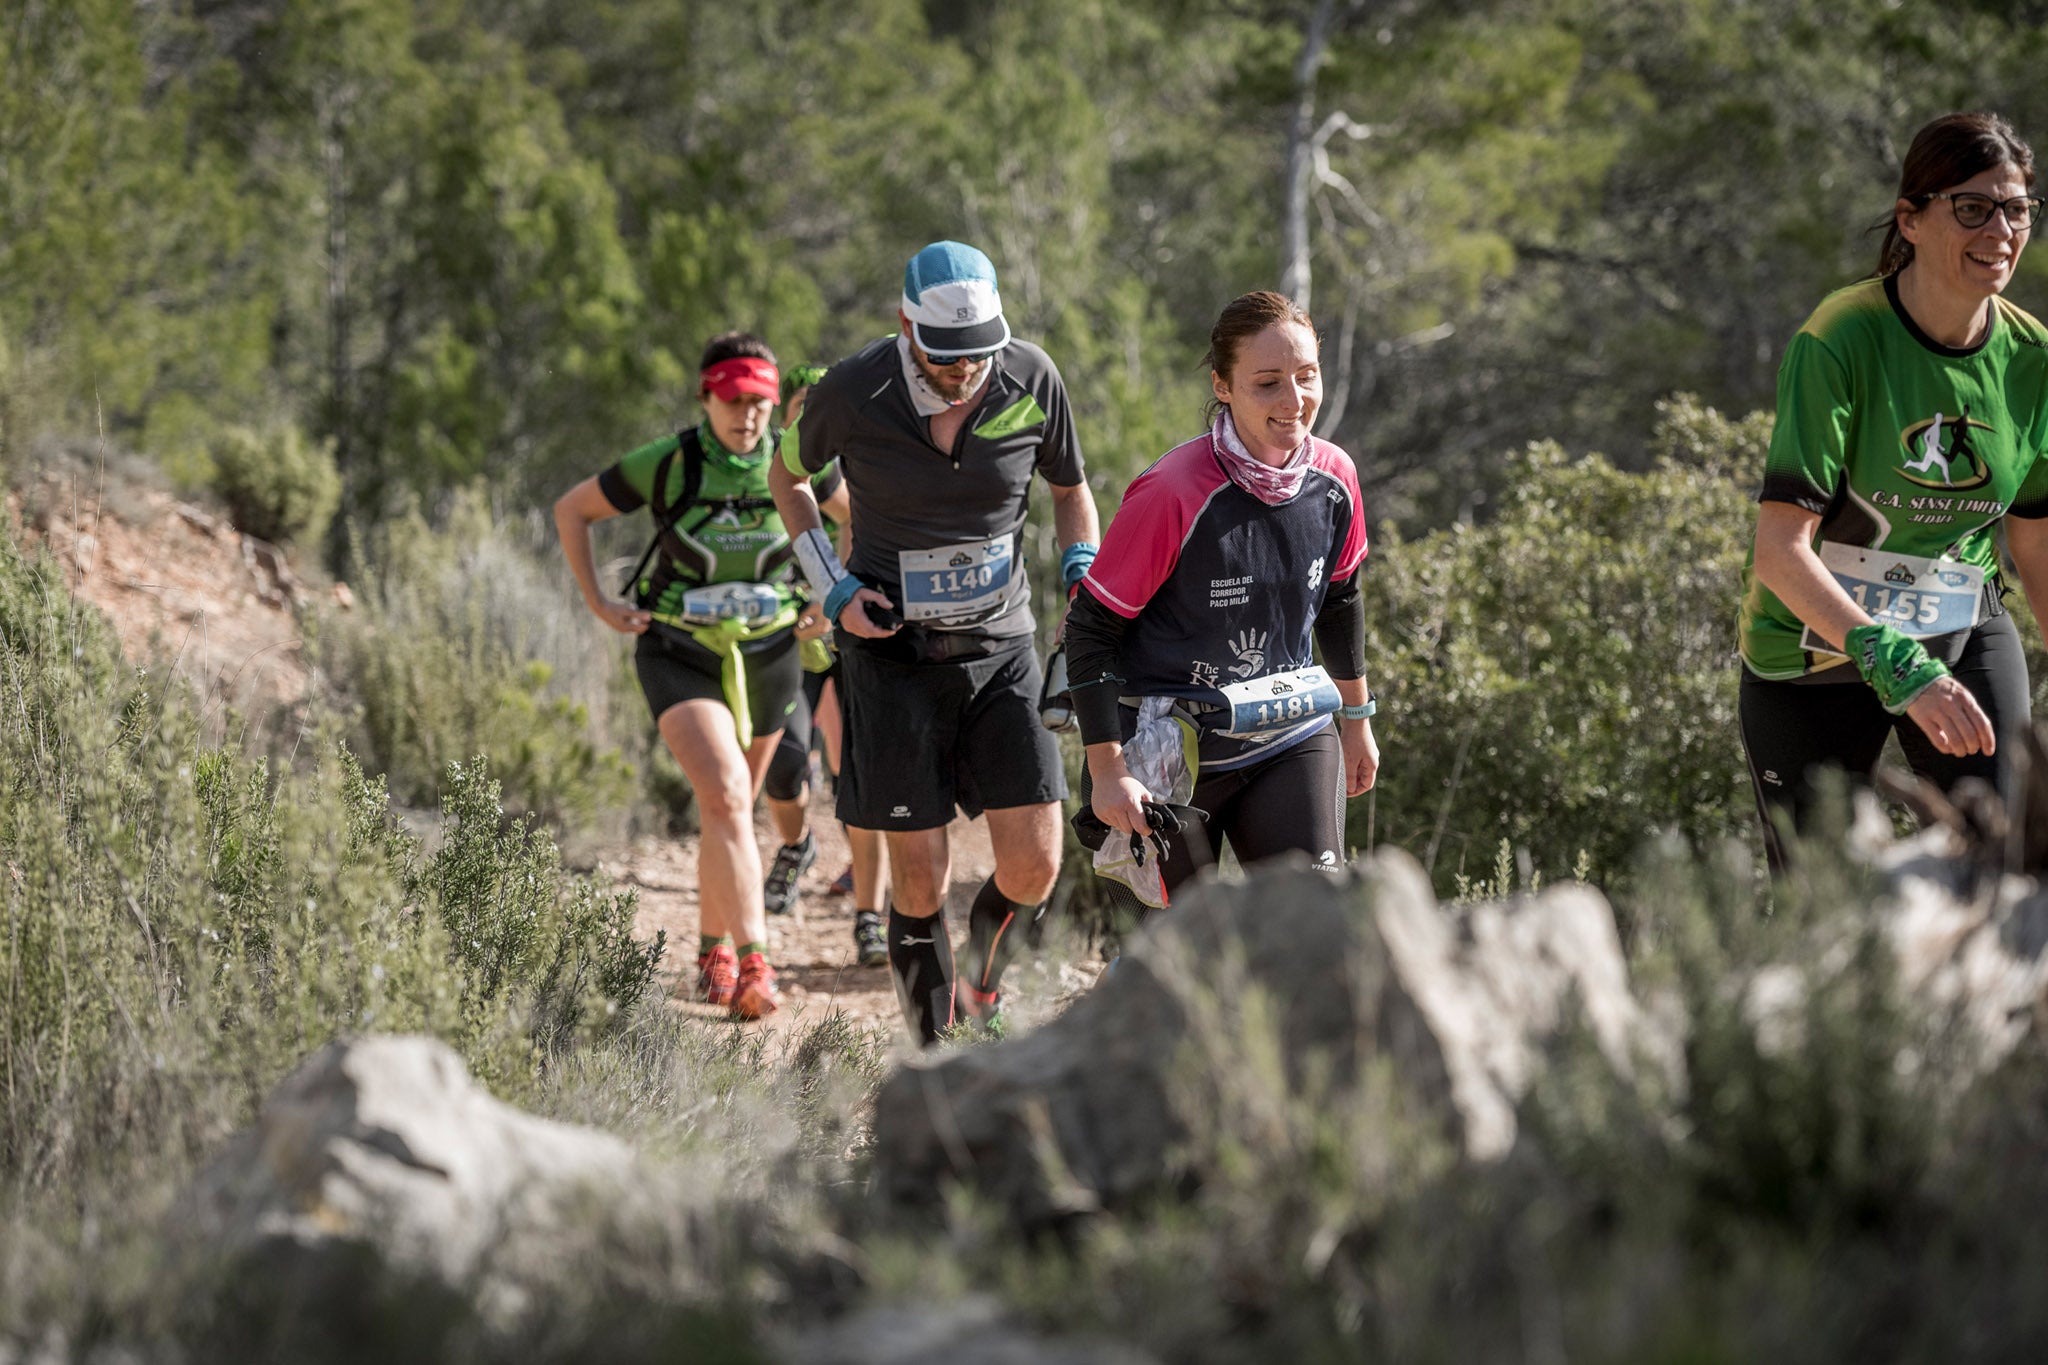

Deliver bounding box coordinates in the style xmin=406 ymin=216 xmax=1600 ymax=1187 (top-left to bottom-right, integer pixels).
xmin=1738 ymin=612 xmax=2031 ymax=871
xmin=1079 ymin=727 xmax=1347 ymax=914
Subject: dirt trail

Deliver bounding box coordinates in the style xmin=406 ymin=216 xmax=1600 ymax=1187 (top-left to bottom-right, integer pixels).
xmin=597 ymin=807 xmax=1105 ymax=1049
xmin=594 ymin=808 xmax=995 ymax=1043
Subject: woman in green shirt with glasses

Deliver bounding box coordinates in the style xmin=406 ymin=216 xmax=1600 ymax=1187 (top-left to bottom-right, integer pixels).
xmin=1737 ymin=112 xmax=2048 ymax=869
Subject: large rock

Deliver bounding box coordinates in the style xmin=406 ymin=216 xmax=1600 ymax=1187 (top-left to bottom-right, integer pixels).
xmin=1828 ymin=808 xmax=2048 ymax=1081
xmin=871 ymin=850 xmax=1680 ymax=1227
xmin=176 ymin=1035 xmax=649 ymax=1316
xmin=778 ymin=1297 xmax=1157 ymax=1365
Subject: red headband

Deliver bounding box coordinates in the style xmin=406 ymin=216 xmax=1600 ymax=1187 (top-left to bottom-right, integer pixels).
xmin=701 ymin=357 xmax=780 ymax=402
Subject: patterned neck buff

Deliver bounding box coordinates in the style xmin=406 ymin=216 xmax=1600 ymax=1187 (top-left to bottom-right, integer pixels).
xmin=698 ymin=421 xmax=770 ymax=469
xmin=897 ymin=334 xmax=993 ymax=418
xmin=1211 ymin=408 xmax=1310 ymax=505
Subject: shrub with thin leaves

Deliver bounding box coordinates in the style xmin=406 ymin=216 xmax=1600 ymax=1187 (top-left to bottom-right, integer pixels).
xmin=1360 ymin=394 xmax=1765 ymax=892
xmin=0 ymin=525 xmax=662 ymax=1192
xmin=424 ymin=757 xmax=662 ymax=1067
xmin=208 ymin=420 xmax=341 ymax=549
xmin=311 ymin=488 xmax=644 ymax=835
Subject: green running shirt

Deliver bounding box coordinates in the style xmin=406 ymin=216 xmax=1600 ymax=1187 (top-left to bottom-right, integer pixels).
xmin=1738 ymin=275 xmax=2048 ymax=680
xmin=596 ymin=425 xmax=841 ymax=621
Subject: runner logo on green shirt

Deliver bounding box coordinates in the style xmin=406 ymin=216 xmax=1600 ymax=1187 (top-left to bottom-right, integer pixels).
xmin=1899 ymin=409 xmax=1992 ymax=489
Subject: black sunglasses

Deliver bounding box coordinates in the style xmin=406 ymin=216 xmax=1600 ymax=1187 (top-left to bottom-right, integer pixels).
xmin=1919 ymin=191 xmax=2046 ymax=230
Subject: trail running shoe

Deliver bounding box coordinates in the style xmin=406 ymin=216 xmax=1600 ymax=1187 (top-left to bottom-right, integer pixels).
xmin=830 ymin=863 xmax=855 ymax=896
xmin=960 ymin=983 xmax=1007 ymax=1038
xmin=763 ymin=832 xmax=818 ymax=916
xmin=853 ymin=910 xmax=888 ymax=968
xmin=696 ymin=944 xmax=738 ymax=1008
xmin=731 ymin=952 xmax=781 ymax=1020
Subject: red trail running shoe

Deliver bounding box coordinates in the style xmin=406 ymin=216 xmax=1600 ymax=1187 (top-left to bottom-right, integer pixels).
xmin=695 ymin=944 xmax=738 ymax=1009
xmin=732 ymin=952 xmax=781 ymax=1020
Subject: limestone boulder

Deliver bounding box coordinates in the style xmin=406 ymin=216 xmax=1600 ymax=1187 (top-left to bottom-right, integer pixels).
xmin=176 ymin=1035 xmax=651 ymax=1315
xmin=1854 ymin=814 xmax=2048 ymax=1083
xmin=777 ymin=1297 xmax=1157 ymax=1365
xmin=871 ymin=850 xmax=1679 ymax=1227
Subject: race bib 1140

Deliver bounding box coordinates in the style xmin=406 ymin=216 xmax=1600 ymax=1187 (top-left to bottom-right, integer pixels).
xmin=898 ymin=539 xmax=1013 ymax=622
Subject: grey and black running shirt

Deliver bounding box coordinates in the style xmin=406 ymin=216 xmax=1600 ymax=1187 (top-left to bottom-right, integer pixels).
xmin=779 ymin=335 xmax=1086 ymax=639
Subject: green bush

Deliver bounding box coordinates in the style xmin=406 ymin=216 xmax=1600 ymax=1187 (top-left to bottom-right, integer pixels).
xmin=1359 ymin=394 xmax=1767 ymax=893
xmin=311 ymin=489 xmax=645 ymax=835
xmin=209 ymin=420 xmax=341 ymax=548
xmin=0 ymin=523 xmax=663 ymax=1192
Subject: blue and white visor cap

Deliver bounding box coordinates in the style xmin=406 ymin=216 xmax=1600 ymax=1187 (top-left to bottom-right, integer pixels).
xmin=901 ymin=240 xmax=1011 ymax=357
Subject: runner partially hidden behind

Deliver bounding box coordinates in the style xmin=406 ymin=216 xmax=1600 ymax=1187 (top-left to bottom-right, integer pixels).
xmin=758 ymin=364 xmax=891 ymax=964
xmin=555 ymin=333 xmax=851 ymax=1018
xmin=1064 ymin=290 xmax=1378 ymax=911
xmin=1738 ymin=112 xmax=2048 ymax=871
xmin=771 ymin=240 xmax=1101 ymax=1045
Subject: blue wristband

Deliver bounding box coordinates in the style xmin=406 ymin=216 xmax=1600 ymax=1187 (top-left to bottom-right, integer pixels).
xmin=822 ymin=575 xmax=863 ymax=623
xmin=1061 ymin=542 xmax=1098 ymax=590
xmin=1339 ymin=694 xmax=1377 ymax=720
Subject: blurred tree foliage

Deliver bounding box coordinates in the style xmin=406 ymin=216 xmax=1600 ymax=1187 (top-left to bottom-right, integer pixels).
xmin=19 ymin=2 xmax=2048 ymax=864
xmin=17 ymin=0 xmax=2048 ymax=528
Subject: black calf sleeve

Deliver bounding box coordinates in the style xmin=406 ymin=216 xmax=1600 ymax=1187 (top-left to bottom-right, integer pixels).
xmin=963 ymin=876 xmax=1034 ymax=996
xmin=887 ymin=908 xmax=955 ymax=1045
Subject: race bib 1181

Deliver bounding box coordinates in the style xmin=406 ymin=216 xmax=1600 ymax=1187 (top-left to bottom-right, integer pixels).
xmin=1217 ymin=666 xmax=1341 ymax=737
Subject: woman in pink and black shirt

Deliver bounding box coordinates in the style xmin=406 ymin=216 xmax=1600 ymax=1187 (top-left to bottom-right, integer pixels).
xmin=1064 ymin=291 xmax=1379 ymax=906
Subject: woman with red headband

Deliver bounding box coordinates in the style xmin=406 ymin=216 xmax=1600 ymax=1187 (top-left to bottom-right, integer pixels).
xmin=555 ymin=332 xmax=849 ymax=1020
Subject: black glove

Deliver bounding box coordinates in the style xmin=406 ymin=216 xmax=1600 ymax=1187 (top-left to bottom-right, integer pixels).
xmin=1071 ymin=802 xmax=1206 ymax=864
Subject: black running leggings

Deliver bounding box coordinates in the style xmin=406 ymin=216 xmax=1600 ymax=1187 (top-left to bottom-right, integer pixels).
xmin=764 ymin=668 xmax=831 ymax=803
xmin=1738 ymin=612 xmax=2031 ymax=870
xmin=1081 ymin=727 xmax=1348 ymax=907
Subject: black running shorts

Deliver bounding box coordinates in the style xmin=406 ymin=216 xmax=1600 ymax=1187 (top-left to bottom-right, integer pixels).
xmin=834 ymin=631 xmax=1066 ymax=830
xmin=633 ymin=621 xmax=802 ymax=739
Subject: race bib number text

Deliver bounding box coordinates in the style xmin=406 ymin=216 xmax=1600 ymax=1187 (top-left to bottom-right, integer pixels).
xmin=898 ymin=540 xmax=1013 ymax=622
xmin=1217 ymin=666 xmax=1341 ymax=737
xmin=1800 ymin=543 xmax=1983 ymax=655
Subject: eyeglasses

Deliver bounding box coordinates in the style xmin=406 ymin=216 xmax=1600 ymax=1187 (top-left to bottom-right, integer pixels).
xmin=1918 ymin=191 xmax=2045 ymax=230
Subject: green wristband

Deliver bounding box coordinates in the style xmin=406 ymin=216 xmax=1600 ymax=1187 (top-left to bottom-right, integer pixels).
xmin=1844 ymin=623 xmax=1949 ymax=714
xmin=1339 ymin=695 xmax=1376 ymax=720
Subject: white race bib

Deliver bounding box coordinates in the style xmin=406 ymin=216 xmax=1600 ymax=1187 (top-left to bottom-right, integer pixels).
xmin=898 ymin=539 xmax=1013 ymax=622
xmin=1799 ymin=543 xmax=1984 ymax=656
xmin=677 ymin=581 xmax=784 ymax=626
xmin=1217 ymin=666 xmax=1341 ymax=737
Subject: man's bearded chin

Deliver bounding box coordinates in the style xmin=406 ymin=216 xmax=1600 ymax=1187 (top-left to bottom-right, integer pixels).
xmin=917 ymin=357 xmax=977 ymax=403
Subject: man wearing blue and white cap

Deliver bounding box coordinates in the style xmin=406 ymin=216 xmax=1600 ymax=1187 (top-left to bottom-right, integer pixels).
xmin=770 ymin=240 xmax=1101 ymax=1046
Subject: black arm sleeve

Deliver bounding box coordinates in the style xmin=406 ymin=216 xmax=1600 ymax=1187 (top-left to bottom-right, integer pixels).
xmin=1063 ymin=584 xmax=1132 ymax=746
xmin=1312 ymin=571 xmax=1367 ymax=680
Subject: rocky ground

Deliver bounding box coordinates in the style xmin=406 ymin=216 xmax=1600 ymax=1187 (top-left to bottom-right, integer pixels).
xmin=7 ymin=456 xmax=315 ymax=723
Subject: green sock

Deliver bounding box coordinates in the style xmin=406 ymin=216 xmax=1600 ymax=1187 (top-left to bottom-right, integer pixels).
xmin=737 ymin=941 xmax=769 ymax=960
xmin=698 ymin=934 xmax=729 ymax=957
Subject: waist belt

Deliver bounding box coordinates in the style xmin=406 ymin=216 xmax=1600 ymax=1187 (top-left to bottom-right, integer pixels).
xmin=1121 ymin=694 xmax=1224 ymax=716
xmin=651 ymin=605 xmax=798 ymax=745
xmin=852 ymin=623 xmax=1007 ymax=664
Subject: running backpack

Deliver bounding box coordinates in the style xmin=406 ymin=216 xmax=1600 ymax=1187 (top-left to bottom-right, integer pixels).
xmin=617 ymin=427 xmax=782 ymax=607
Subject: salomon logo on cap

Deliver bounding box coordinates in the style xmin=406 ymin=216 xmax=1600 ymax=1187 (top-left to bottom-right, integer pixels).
xmin=902 ymin=241 xmax=1010 ymax=358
